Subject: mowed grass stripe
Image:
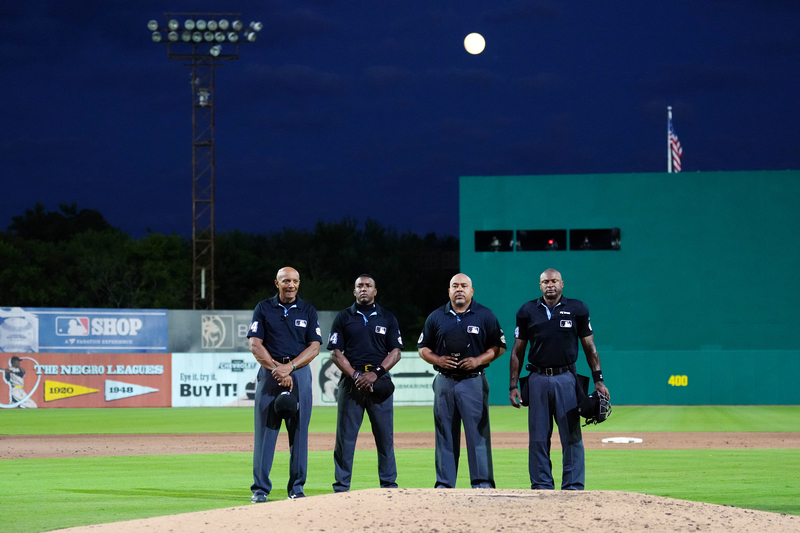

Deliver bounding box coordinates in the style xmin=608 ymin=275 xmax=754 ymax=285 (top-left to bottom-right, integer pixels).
xmin=2 ymin=405 xmax=800 ymax=435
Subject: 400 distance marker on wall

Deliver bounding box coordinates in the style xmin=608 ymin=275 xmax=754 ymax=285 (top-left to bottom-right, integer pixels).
xmin=668 ymin=375 xmax=688 ymax=386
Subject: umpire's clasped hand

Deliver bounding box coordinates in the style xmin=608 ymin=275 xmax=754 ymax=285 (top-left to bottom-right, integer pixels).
xmin=271 ymin=363 xmax=294 ymax=390
xmin=437 ymin=354 xmax=459 ymax=370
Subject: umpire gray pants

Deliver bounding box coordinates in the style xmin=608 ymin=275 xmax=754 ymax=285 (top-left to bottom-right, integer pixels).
xmin=333 ymin=375 xmax=397 ymax=492
xmin=524 ymin=371 xmax=585 ymax=490
xmin=432 ymin=373 xmax=494 ymax=489
xmin=252 ymin=364 xmax=312 ymax=498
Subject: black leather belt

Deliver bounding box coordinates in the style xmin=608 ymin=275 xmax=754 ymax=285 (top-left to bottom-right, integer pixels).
xmin=527 ymin=364 xmax=571 ymax=376
xmin=274 ymin=357 xmax=294 ymax=364
xmin=440 ymin=370 xmax=483 ymax=381
xmin=353 ymin=364 xmax=377 ymax=372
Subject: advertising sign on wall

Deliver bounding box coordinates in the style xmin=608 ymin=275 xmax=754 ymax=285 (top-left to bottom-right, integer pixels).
xmin=0 ymin=353 xmax=171 ymax=408
xmin=310 ymin=351 xmax=435 ymax=407
xmin=168 ymin=310 xmax=337 ymax=354
xmin=0 ymin=307 xmax=168 ymax=353
xmin=170 ymin=349 xmax=434 ymax=408
xmin=168 ymin=311 xmax=254 ymax=353
xmin=171 ymin=353 xmax=260 ymax=407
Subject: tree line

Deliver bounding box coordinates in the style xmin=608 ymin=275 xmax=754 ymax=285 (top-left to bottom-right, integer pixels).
xmin=0 ymin=203 xmax=459 ymax=333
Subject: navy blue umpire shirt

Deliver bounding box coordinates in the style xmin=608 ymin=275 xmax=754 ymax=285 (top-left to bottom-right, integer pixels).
xmin=515 ymin=296 xmax=592 ymax=368
xmin=247 ymin=295 xmax=323 ymax=361
xmin=417 ymin=300 xmax=506 ymax=369
xmin=327 ymin=303 xmax=403 ymax=367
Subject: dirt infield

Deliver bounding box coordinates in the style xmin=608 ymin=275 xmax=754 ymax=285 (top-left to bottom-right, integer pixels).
xmin=3 ymin=431 xmax=799 ymax=459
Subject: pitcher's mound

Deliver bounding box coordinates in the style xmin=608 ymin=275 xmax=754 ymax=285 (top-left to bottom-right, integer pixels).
xmin=57 ymin=488 xmax=798 ymax=532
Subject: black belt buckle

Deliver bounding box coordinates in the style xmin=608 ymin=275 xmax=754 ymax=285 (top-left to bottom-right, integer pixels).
xmin=528 ymin=364 xmax=568 ymax=376
xmin=441 ymin=370 xmax=482 ymax=381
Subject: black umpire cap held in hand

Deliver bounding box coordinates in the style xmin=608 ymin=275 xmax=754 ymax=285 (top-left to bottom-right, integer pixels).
xmin=369 ymin=376 xmax=395 ymax=403
xmin=273 ymin=386 xmax=299 ymax=419
xmin=443 ymin=327 xmax=470 ymax=359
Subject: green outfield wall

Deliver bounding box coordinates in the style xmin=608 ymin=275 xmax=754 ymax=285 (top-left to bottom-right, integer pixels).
xmin=460 ymin=170 xmax=800 ymax=405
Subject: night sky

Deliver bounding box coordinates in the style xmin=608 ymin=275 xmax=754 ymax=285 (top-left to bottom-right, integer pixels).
xmin=2 ymin=1 xmax=798 ymax=239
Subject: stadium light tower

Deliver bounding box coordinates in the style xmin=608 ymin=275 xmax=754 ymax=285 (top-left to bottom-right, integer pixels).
xmin=148 ymin=13 xmax=262 ymax=310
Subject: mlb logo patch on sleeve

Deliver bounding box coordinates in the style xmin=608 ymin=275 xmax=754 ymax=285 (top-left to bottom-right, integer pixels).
xmin=375 ymin=326 xmax=387 ymax=335
xmin=295 ymin=319 xmax=308 ymax=327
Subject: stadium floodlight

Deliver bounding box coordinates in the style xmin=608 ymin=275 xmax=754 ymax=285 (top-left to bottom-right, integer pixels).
xmin=149 ymin=12 xmax=258 ymax=310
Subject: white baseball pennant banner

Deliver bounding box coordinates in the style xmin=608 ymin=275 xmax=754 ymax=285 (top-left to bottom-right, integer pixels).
xmin=105 ymin=380 xmax=159 ymax=402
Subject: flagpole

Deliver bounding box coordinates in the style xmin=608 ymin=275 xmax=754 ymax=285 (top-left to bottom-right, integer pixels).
xmin=667 ymin=106 xmax=673 ymax=173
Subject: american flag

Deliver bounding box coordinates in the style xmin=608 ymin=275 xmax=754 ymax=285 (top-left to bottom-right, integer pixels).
xmin=669 ymin=119 xmax=683 ymax=172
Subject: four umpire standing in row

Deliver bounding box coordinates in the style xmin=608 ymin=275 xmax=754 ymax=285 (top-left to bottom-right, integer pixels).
xmin=247 ymin=266 xmax=608 ymax=501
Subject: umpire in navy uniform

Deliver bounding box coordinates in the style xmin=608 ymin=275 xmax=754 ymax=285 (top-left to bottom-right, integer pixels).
xmin=328 ymin=274 xmax=402 ymax=492
xmin=418 ymin=273 xmax=506 ymax=489
xmin=509 ymin=268 xmax=610 ymax=490
xmin=247 ymin=266 xmax=322 ymax=502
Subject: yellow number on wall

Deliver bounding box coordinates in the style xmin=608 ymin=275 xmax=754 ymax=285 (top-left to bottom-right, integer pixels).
xmin=668 ymin=375 xmax=688 ymax=387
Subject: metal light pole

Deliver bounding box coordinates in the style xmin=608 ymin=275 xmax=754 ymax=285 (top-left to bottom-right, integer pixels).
xmin=148 ymin=13 xmax=261 ymax=309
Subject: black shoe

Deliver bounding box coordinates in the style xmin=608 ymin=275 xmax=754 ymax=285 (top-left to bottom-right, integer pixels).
xmin=288 ymin=492 xmax=305 ymax=499
xmin=251 ymin=492 xmax=267 ymax=503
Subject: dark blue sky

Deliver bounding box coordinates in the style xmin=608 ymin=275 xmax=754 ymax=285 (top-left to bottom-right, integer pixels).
xmin=2 ymin=1 xmax=798 ymax=238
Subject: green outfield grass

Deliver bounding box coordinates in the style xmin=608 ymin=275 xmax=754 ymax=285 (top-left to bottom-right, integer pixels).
xmin=2 ymin=405 xmax=799 ymax=435
xmin=2 ymin=448 xmax=799 ymax=533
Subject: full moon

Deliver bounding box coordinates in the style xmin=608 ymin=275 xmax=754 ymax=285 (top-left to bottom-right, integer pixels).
xmin=464 ymin=33 xmax=485 ymax=55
